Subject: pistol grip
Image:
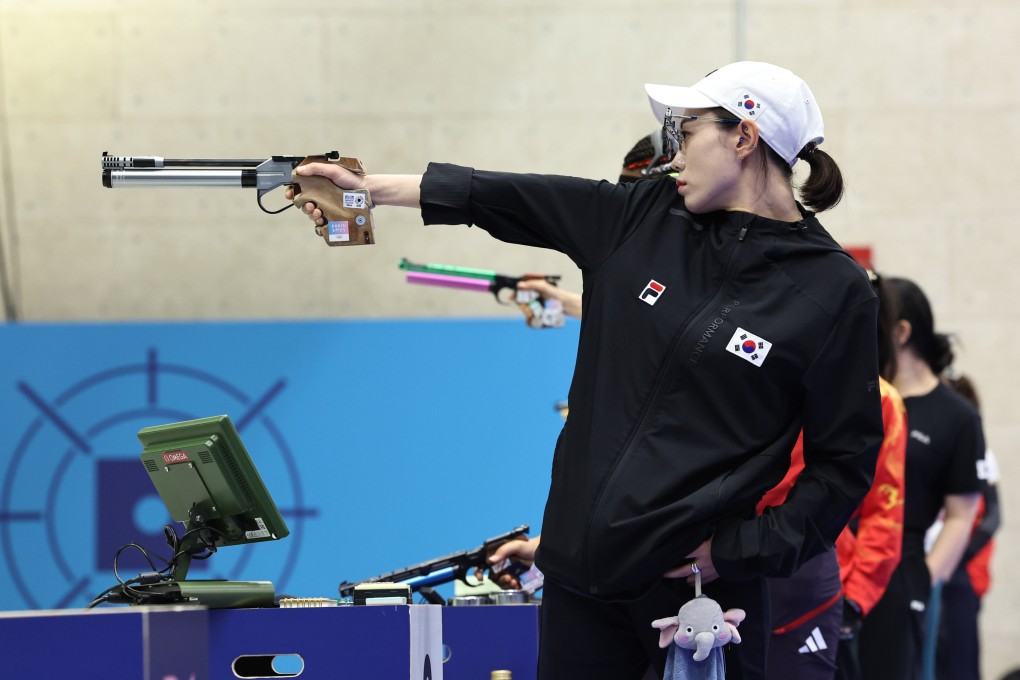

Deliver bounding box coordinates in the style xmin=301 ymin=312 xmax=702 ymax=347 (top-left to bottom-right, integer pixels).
xmin=292 ymin=159 xmax=375 ymax=247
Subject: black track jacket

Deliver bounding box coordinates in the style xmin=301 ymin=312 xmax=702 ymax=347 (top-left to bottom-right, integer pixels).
xmin=420 ymin=163 xmax=884 ymax=600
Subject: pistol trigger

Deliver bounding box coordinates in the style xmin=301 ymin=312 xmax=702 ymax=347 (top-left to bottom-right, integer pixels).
xmin=257 ymin=186 xmax=294 ymax=215
xmin=493 ymin=286 xmax=515 ymax=305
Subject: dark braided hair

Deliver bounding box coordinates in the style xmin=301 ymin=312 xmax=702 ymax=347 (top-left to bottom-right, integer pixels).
xmin=622 ymin=131 xmax=670 ymax=170
xmin=622 ymin=133 xmax=658 ymax=169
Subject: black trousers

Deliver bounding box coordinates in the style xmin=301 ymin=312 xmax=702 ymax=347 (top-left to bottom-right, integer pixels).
xmin=537 ymin=576 xmax=770 ymax=680
xmin=834 ymin=619 xmax=862 ymax=680
xmin=857 ymin=548 xmax=931 ymax=680
xmin=765 ymin=548 xmax=843 ymax=680
xmin=935 ymin=579 xmax=981 ymax=680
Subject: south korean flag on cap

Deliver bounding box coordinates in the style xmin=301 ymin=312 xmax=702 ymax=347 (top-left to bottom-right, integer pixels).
xmin=727 ymin=327 xmax=772 ymax=367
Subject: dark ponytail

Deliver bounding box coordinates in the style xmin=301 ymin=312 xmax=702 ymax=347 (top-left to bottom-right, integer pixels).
xmin=796 ymin=143 xmax=844 ymax=213
xmin=888 ymin=277 xmax=955 ymax=375
xmin=930 ymin=332 xmax=955 ymax=376
xmin=706 ymin=110 xmax=845 ymax=213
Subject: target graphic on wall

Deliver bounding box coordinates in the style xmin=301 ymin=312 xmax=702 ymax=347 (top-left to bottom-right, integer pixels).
xmin=0 ymin=348 xmax=315 ymax=609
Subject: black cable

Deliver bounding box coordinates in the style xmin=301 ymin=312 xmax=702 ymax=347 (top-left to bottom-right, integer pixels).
xmin=178 ymin=523 xmax=229 ymax=544
xmin=88 ymin=522 xmax=231 ymax=608
xmin=112 ymin=542 xmax=168 ymax=585
xmin=86 ymin=595 xmax=111 ymax=609
xmin=127 ymin=542 xmax=165 ymax=570
xmin=166 ymin=524 xmax=229 ymax=564
xmin=89 ymin=534 xmax=178 ymax=608
xmin=111 ymin=550 xmax=163 ymax=603
xmin=87 ymin=575 xmax=145 ymax=609
xmin=157 ymin=524 xmax=181 ymax=575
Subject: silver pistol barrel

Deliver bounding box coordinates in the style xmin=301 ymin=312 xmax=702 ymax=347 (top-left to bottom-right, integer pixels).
xmin=102 ymin=169 xmax=248 ymax=188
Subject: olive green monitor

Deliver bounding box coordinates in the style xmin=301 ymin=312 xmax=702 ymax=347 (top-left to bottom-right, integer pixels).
xmin=137 ymin=414 xmax=289 ymax=583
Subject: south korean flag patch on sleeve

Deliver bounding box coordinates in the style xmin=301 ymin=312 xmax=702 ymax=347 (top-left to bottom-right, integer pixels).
xmin=727 ymin=327 xmax=772 ymax=367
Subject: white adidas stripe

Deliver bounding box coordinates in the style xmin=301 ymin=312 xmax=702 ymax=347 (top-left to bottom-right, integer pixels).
xmin=797 ymin=626 xmax=828 ymax=654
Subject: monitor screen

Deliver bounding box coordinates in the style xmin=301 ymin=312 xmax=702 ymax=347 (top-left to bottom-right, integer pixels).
xmin=137 ymin=414 xmax=289 ymax=577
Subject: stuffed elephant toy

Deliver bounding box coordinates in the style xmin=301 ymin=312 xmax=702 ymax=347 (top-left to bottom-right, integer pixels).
xmin=651 ymin=595 xmax=746 ymax=662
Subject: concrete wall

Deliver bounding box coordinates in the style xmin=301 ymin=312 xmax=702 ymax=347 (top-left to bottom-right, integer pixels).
xmin=0 ymin=1 xmax=1016 ymax=676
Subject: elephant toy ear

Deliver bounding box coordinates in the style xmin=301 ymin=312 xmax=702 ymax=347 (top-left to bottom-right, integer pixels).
xmin=723 ymin=608 xmax=746 ymax=627
xmin=723 ymin=608 xmax=746 ymax=645
xmin=650 ymin=616 xmax=680 ymax=649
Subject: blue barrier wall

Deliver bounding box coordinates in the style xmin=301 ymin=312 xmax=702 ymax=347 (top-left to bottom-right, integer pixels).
xmin=0 ymin=319 xmax=579 ymax=610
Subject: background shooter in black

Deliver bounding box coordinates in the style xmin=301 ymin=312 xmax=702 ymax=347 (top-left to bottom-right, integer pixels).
xmin=933 ymin=374 xmax=1000 ymax=680
xmin=857 ymin=277 xmax=985 ymax=680
xmin=287 ymin=61 xmax=884 ymax=680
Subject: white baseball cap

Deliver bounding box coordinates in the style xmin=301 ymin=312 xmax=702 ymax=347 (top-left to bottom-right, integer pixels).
xmin=645 ymin=61 xmax=824 ymax=166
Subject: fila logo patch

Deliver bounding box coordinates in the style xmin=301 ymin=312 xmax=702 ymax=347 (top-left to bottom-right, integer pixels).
xmin=639 ymin=280 xmax=666 ymax=306
xmin=727 ymin=327 xmax=772 ymax=367
xmin=798 ymin=627 xmax=828 ymax=654
xmin=910 ymin=430 xmax=931 ymax=445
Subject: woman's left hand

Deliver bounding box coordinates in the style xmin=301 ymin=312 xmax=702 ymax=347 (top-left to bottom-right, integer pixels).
xmin=664 ymin=537 xmax=718 ymax=585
